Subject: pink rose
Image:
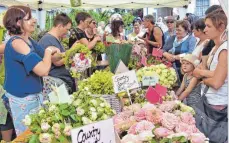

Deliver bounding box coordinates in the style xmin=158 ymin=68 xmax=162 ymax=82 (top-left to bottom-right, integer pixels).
xmin=134 ymin=109 xmax=147 ymax=121
xmin=189 ymin=133 xmax=207 ymax=143
xmin=154 ymin=127 xmax=174 ymax=138
xmin=128 ymin=124 xmax=137 ymax=135
xmin=181 ymin=112 xmax=196 ymax=125
xmin=175 ymin=123 xmax=199 ymax=136
xmin=124 ymin=104 xmax=142 ymax=113
xmin=121 ymin=134 xmax=141 ymax=143
xmin=135 ymin=120 xmax=155 ymax=133
xmin=145 ymin=109 xmax=163 ymax=124
xmin=161 ymin=112 xmax=180 ymax=130
xmin=158 ymin=101 xmax=177 ymax=112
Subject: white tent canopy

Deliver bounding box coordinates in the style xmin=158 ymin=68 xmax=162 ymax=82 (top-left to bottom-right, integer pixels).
xmin=0 ymin=0 xmax=191 ymax=10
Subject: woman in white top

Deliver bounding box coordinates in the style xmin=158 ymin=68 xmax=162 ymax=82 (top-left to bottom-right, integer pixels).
xmin=193 ymin=9 xmax=227 ymax=109
xmin=192 ymin=18 xmax=209 ymax=60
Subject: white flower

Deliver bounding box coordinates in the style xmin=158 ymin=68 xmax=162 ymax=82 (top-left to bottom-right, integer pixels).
xmin=97 ymin=107 xmax=104 ymax=113
xmin=52 ymin=123 xmax=60 ymax=132
xmin=23 ymin=115 xmax=32 ymax=126
xmin=64 ymin=125 xmax=72 ymax=136
xmin=73 ymin=99 xmax=82 ymax=106
xmin=88 ymin=92 xmax=92 ymax=95
xmin=39 ymin=133 xmax=52 ymax=143
xmin=138 ymin=131 xmax=155 ymax=141
xmin=84 ymin=87 xmax=89 ymax=91
xmin=90 ymin=99 xmax=98 ymax=106
xmin=76 ymin=108 xmax=85 ymax=116
xmin=48 ymin=105 xmax=57 ymax=112
xmin=41 ymin=122 xmax=51 ymax=132
xmin=91 ymin=112 xmax=97 ymax=121
xmin=43 ymin=100 xmax=49 ymax=105
xmin=82 ymin=117 xmax=92 ymax=125
xmin=39 ymin=109 xmax=45 ymax=116
xmin=55 ymin=131 xmax=61 ymax=139
xmin=100 ymin=103 xmax=105 ymax=107
xmin=90 ymin=107 xmax=96 ymax=112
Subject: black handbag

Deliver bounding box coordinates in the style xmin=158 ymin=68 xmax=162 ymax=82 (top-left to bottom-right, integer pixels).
xmin=193 ymin=86 xmax=228 ymax=143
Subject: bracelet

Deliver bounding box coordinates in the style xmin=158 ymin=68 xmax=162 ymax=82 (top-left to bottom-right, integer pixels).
xmin=46 ymin=48 xmax=53 ymax=53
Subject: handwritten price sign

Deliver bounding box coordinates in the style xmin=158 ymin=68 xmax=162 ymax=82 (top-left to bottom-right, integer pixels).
xmin=112 ymin=70 xmax=140 ymax=93
xmin=142 ymin=75 xmax=159 ymax=86
xmin=71 ymin=119 xmax=116 ymax=143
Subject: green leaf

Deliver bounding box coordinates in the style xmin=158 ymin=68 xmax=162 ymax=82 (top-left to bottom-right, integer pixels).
xmin=58 ymin=135 xmax=68 ymax=142
xmin=179 ymin=136 xmax=188 ymax=142
xmin=61 ymin=110 xmax=70 ymax=116
xmin=70 ymin=114 xmax=77 ymax=122
xmin=59 ymin=104 xmax=69 ymax=110
xmin=159 ymin=138 xmax=169 ymax=143
xmin=151 ymin=138 xmax=157 ymax=143
xmin=29 ymin=134 xmax=39 ymax=143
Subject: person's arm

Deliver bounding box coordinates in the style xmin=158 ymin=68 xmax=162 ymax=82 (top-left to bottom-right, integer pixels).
xmin=79 ymin=37 xmax=99 ymax=50
xmin=178 ymin=77 xmax=199 ymax=100
xmin=12 ymin=39 xmax=57 ymax=76
xmin=153 ymin=27 xmax=163 ymax=48
xmin=0 ymin=44 xmax=5 ymax=54
xmin=176 ymin=76 xmax=186 ymax=96
xmin=163 ymin=52 xmax=175 ymax=62
xmin=203 ymin=50 xmax=227 ymax=90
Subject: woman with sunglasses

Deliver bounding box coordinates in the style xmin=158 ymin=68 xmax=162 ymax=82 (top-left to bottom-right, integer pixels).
xmin=3 ymin=5 xmax=59 ymax=135
xmin=164 ymin=16 xmax=176 ymax=43
xmin=85 ymin=19 xmax=97 ymax=42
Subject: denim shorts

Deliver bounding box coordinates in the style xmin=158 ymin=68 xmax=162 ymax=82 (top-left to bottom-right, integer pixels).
xmin=4 ymin=92 xmax=43 ymax=136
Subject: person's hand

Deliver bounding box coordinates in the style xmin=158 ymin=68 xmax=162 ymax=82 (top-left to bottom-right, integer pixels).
xmin=193 ymin=68 xmax=203 ymax=79
xmin=46 ymin=46 xmax=60 ymax=55
xmin=163 ymin=52 xmax=175 ymax=62
xmin=95 ymin=35 xmax=101 ymax=42
xmin=93 ymin=28 xmax=98 ymax=35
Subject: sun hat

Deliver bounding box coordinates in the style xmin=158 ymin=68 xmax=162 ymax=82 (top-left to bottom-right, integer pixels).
xmin=180 ymin=54 xmax=200 ymax=67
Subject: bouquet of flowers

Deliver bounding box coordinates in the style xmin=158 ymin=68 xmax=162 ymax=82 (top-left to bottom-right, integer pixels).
xmin=94 ymin=42 xmax=106 ymax=54
xmin=23 ymin=90 xmax=116 ymax=143
xmin=128 ymin=42 xmax=147 ymax=69
xmin=64 ymin=43 xmax=93 ymax=78
xmin=114 ymin=101 xmax=208 ymax=143
xmin=136 ymin=64 xmax=177 ymax=89
xmin=78 ymin=70 xmax=115 ymax=95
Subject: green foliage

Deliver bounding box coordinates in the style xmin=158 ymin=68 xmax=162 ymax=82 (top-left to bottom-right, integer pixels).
xmin=94 ymin=42 xmax=106 ymax=54
xmin=122 ymin=12 xmax=135 ymax=30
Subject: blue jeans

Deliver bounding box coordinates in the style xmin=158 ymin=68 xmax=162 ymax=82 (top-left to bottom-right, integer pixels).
xmin=4 ymin=92 xmax=43 ymax=136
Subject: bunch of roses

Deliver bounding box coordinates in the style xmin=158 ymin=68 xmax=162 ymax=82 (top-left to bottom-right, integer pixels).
xmin=117 ymin=102 xmax=208 ymax=143
xmin=23 ymin=91 xmax=116 ymax=143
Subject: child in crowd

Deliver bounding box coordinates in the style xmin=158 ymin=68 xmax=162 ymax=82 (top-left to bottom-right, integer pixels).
xmin=176 ymin=54 xmax=201 ymax=107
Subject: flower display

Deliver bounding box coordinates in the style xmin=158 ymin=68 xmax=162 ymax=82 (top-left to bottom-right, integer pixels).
xmin=24 ymin=91 xmax=115 ymax=143
xmin=114 ymin=102 xmax=208 ymax=143
xmin=136 ymin=64 xmax=177 ymax=88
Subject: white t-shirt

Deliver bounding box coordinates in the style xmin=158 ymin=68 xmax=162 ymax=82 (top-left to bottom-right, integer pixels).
xmin=192 ymin=39 xmax=210 ymax=59
xmin=204 ymin=41 xmax=228 ymax=105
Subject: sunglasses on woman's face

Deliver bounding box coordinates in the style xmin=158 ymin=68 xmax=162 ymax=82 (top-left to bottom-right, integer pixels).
xmin=166 ymin=21 xmax=174 ymax=24
xmin=91 ymin=21 xmax=96 ymax=25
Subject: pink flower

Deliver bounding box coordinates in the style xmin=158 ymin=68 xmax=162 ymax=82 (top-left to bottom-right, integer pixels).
xmin=180 ymin=112 xmax=196 ymax=125
xmin=135 ymin=120 xmax=155 ymax=133
xmin=154 ymin=127 xmax=174 ymax=138
xmin=161 ymin=112 xmax=180 ymax=130
xmin=126 ymin=104 xmax=142 ymax=113
xmin=175 ymin=123 xmax=199 ymax=136
xmin=134 ymin=109 xmax=146 ymax=121
xmin=158 ymin=101 xmax=177 ymax=112
xmin=145 ymin=109 xmax=163 ymax=124
xmin=189 ymin=133 xmax=207 ymax=143
xmin=128 ymin=124 xmax=137 ymax=135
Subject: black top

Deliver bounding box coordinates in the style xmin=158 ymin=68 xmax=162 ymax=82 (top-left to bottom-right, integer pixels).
xmin=39 ymin=34 xmax=76 ymax=93
xmin=69 ymin=28 xmax=87 ymax=48
xmin=143 ymin=26 xmax=165 ymax=54
xmin=202 ymin=40 xmax=215 ymax=56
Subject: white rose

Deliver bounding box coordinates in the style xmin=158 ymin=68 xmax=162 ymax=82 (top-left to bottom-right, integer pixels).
xmin=138 ymin=131 xmax=155 ymax=141
xmin=55 ymin=131 xmax=61 ymax=139
xmin=82 ymin=117 xmax=92 ymax=125
xmin=100 ymin=103 xmax=105 ymax=107
xmin=41 ymin=122 xmax=51 ymax=132
xmin=84 ymin=87 xmax=89 ymax=91
xmin=64 ymin=125 xmax=72 ymax=136
xmin=52 ymin=123 xmax=60 ymax=132
xmin=90 ymin=107 xmax=96 ymax=112
xmin=91 ymin=112 xmax=98 ymax=121
xmin=48 ymin=105 xmax=57 ymax=112
xmin=76 ymin=108 xmax=85 ymax=116
xmin=23 ymin=115 xmax=32 ymax=126
xmin=90 ymin=99 xmax=98 ymax=106
xmin=39 ymin=133 xmax=52 ymax=143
